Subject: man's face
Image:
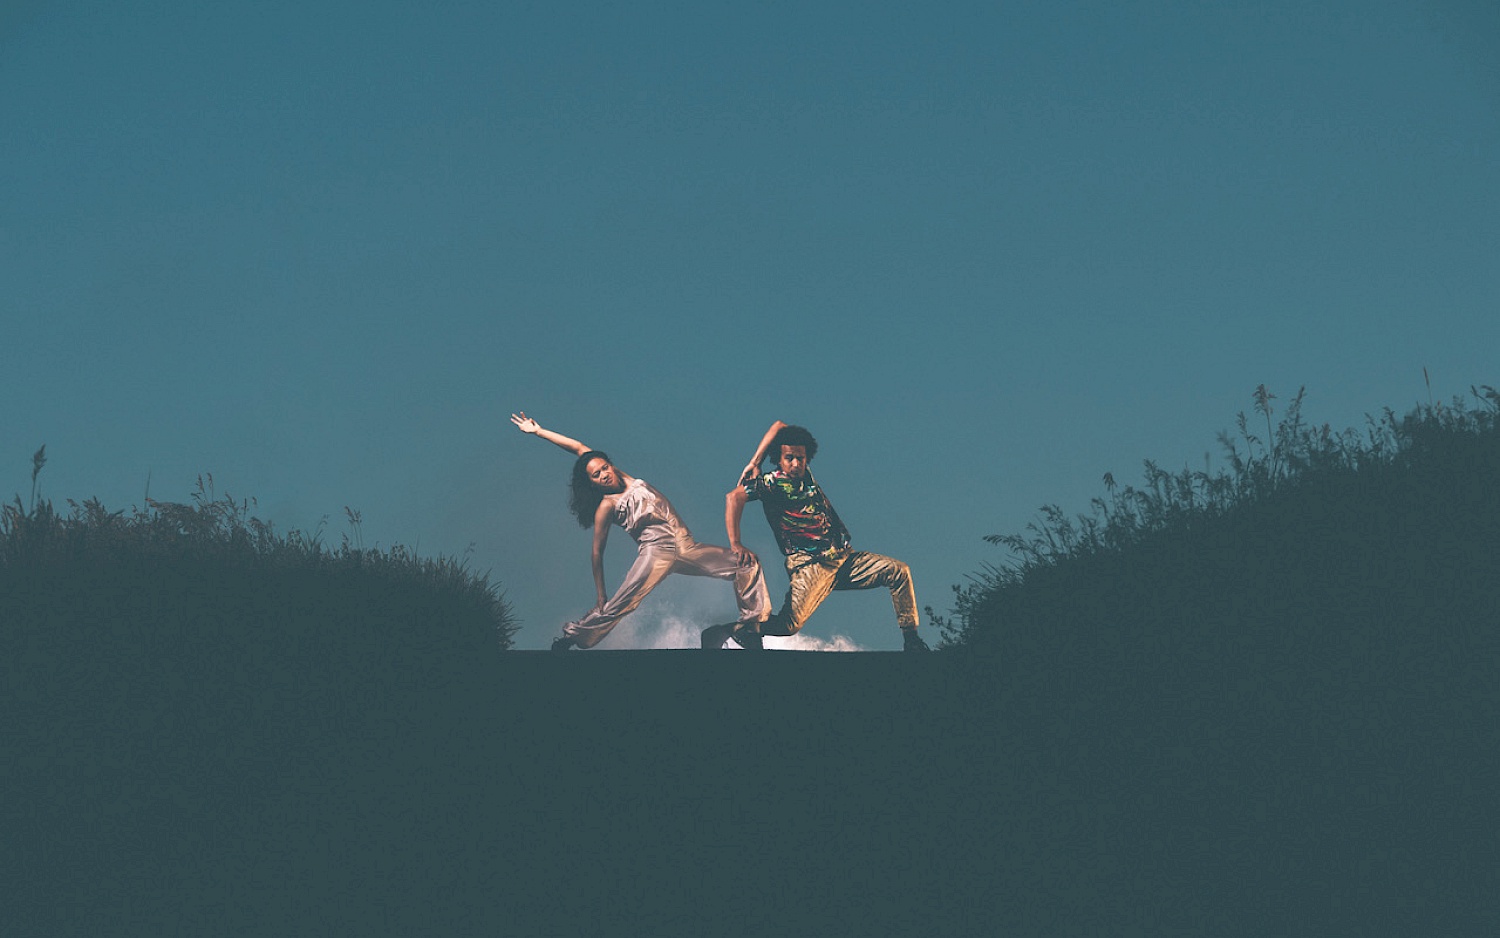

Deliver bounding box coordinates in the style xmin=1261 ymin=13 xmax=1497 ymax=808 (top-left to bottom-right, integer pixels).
xmin=585 ymin=456 xmax=624 ymax=493
xmin=777 ymin=444 xmax=808 ymax=480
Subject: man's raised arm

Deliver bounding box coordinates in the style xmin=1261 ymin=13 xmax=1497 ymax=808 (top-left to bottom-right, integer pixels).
xmin=738 ymin=419 xmax=788 ymax=484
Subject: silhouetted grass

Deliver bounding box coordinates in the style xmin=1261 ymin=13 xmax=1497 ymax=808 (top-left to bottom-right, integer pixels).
xmin=5 ymin=408 xmax=1495 ymax=933
xmin=3 ymin=470 xmax=521 ymax=932
xmin=936 ymin=384 xmax=1500 ymax=672
xmin=2 ymin=470 xmax=516 ymax=780
xmin=2 ymin=471 xmax=515 ymax=656
xmin=921 ymin=385 xmax=1500 ymax=933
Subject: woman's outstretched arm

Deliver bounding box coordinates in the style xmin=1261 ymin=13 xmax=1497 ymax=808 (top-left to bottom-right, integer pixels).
xmin=511 ymin=412 xmax=591 ymax=456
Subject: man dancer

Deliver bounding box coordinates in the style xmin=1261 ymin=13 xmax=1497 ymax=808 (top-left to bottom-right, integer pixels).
xmin=705 ymin=420 xmax=930 ymax=652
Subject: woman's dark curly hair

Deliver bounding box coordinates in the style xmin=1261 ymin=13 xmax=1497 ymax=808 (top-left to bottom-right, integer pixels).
xmin=764 ymin=425 xmax=818 ymax=467
xmin=568 ymin=450 xmax=613 ymax=528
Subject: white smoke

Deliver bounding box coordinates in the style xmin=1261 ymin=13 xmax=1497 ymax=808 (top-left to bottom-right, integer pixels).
xmin=764 ymin=631 xmax=865 ymax=652
xmin=600 ymin=593 xmax=865 ymax=651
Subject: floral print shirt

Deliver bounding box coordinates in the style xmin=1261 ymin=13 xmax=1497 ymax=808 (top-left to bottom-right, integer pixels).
xmin=742 ymin=470 xmax=850 ymax=557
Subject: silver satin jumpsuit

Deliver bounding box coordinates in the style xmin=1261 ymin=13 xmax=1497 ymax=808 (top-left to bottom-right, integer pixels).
xmin=562 ymin=478 xmax=771 ymax=648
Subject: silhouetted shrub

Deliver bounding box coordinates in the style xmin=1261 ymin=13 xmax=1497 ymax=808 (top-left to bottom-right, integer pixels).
xmin=937 ymin=385 xmax=1500 ymax=677
xmin=1 ymin=473 xmax=516 ymax=701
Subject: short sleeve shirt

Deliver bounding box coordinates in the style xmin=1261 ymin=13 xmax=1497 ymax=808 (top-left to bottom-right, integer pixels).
xmin=742 ymin=470 xmax=850 ymax=557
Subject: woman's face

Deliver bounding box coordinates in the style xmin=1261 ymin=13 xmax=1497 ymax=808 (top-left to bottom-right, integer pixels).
xmin=585 ymin=456 xmax=624 ymax=493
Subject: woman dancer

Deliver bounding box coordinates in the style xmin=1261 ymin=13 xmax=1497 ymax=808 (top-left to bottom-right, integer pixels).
xmin=511 ymin=412 xmax=770 ymax=650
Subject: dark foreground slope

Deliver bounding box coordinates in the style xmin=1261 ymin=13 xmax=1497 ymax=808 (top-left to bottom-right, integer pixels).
xmin=7 ymin=645 xmax=1496 ymax=936
xmin=6 ymin=649 xmax=994 ymax=936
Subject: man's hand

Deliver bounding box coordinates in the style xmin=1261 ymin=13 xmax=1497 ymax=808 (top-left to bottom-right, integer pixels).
xmin=739 ymin=460 xmax=760 ymax=485
xmin=731 ymin=544 xmax=758 ymax=568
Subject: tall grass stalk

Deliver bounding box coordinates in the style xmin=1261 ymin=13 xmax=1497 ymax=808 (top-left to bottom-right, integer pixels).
xmin=29 ymin=444 xmax=45 ymax=512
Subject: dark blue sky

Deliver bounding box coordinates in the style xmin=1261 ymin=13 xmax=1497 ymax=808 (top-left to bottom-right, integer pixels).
xmin=6 ymin=1 xmax=1498 ymax=649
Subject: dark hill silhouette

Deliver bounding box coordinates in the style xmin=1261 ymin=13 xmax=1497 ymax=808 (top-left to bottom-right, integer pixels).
xmin=933 ymin=385 xmax=1500 ymax=933
xmin=938 ymin=385 xmax=1500 ymax=659
xmin=10 ymin=645 xmax=1495 ymax=935
xmin=4 ymin=387 xmax=1498 ymax=935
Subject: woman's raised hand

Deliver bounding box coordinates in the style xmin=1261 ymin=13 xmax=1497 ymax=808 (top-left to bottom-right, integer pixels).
xmin=510 ymin=412 xmax=540 ymax=434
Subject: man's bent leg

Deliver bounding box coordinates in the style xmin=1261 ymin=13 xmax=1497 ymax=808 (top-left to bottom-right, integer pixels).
xmin=834 ymin=551 xmax=919 ymax=630
xmin=758 ymin=551 xmax=844 ymax=637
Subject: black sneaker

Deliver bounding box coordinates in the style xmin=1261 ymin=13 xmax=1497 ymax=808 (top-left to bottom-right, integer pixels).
xmin=700 ymin=622 xmax=735 ymax=650
xmin=731 ymin=626 xmax=764 ymax=651
xmin=902 ymin=629 xmax=930 ymax=652
xmin=551 ymin=635 xmax=576 ymax=652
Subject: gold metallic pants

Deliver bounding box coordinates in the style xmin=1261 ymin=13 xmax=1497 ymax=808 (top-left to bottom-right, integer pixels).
xmin=759 ymin=548 xmax=918 ymax=636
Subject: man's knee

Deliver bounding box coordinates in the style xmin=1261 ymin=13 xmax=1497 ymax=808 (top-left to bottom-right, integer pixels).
xmin=866 ymin=556 xmax=912 ymax=592
xmin=850 ymin=551 xmax=911 ymax=587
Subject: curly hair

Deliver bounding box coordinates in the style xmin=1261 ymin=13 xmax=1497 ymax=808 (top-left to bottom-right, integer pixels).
xmin=765 ymin=425 xmax=818 ymax=467
xmin=568 ymin=450 xmax=613 ymax=528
